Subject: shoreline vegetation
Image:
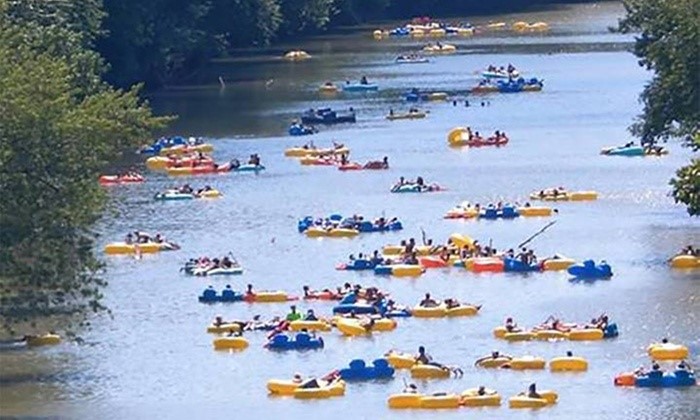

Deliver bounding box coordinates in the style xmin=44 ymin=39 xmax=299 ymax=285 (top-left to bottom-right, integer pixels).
xmin=0 ymin=0 xmax=696 ymax=340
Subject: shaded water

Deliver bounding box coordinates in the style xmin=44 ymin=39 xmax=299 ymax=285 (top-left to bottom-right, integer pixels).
xmin=1 ymin=2 xmax=698 ymax=419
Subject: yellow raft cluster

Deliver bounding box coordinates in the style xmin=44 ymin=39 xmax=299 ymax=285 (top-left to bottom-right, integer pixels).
xmin=387 ymin=389 xmax=558 ymax=409
xmin=267 ymin=378 xmax=346 ymax=399
xmin=512 ymin=21 xmax=550 ymax=32
xmin=422 ymin=43 xmax=457 ymax=54
xmin=411 ymin=304 xmax=480 ymax=318
xmin=529 ymin=189 xmax=598 ymax=201
xmin=284 ymin=146 xmax=349 ymax=158
xmin=493 ymin=326 xmax=606 ymax=341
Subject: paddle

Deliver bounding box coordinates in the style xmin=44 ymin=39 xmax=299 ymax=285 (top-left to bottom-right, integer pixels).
xmin=516 ymin=220 xmax=557 ymax=249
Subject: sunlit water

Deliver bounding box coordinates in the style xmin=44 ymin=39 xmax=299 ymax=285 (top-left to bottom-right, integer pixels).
xmin=1 ymin=2 xmax=698 ymax=419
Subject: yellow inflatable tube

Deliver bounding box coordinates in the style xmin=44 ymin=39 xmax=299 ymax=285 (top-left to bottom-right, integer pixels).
xmin=267 ymin=379 xmax=301 ymax=395
xmin=420 ymin=394 xmax=461 ymax=409
xmin=104 ymin=242 xmax=161 ymax=255
xmin=648 ymin=343 xmax=689 ymax=360
xmin=567 ymin=328 xmax=603 ymax=341
xmin=446 ymin=305 xmax=479 ymax=317
xmin=447 ymin=127 xmax=470 ymax=146
xmin=26 ymin=334 xmax=61 ymax=346
xmin=410 ymin=364 xmax=451 ymax=379
xmin=213 ymin=336 xmax=249 ymax=350
xmin=388 ymin=393 xmax=422 ymax=409
xmin=543 ymin=257 xmax=575 ymax=271
xmin=504 ymin=331 xmax=535 ymax=342
xmin=335 ymin=318 xmax=368 ymax=336
xmin=460 ymin=388 xmax=501 ymax=407
xmin=671 ymin=255 xmax=700 ymax=269
xmin=250 ymin=291 xmax=290 ymax=302
xmin=206 ymin=323 xmax=241 ymax=334
xmin=506 ymin=356 xmax=546 ymax=370
xmin=449 ymin=233 xmax=474 ymax=250
xmin=293 ymin=381 xmax=345 ymax=399
xmin=550 ymin=356 xmax=588 ymax=372
xmin=412 ymin=306 xmax=447 ymax=318
xmin=569 ymin=191 xmax=598 ymax=201
xmin=288 ymin=320 xmax=331 ymax=332
xmin=146 ymin=156 xmax=170 ymax=170
xmin=392 ymin=265 xmax=424 ymax=277
xmin=534 ymin=329 xmax=567 ymax=340
xmin=518 ymin=207 xmax=553 ymax=217
xmin=475 ymin=356 xmax=512 ymax=368
xmin=386 ymin=351 xmax=416 ymax=369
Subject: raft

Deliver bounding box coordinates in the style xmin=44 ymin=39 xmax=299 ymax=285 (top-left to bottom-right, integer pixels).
xmin=517 ymin=206 xmax=552 ymax=217
xmin=647 ymin=343 xmax=689 ymax=360
xmin=542 ymin=257 xmax=575 ymax=271
xmin=567 ymin=328 xmax=604 ymax=341
xmin=293 ymin=381 xmax=346 ymax=399
xmin=26 ymin=334 xmax=61 ymax=347
xmin=386 ymin=111 xmax=427 ymax=120
xmin=342 ymin=83 xmax=378 ymax=92
xmin=395 ymin=56 xmax=429 ymax=64
xmin=460 ymin=388 xmax=501 ymax=407
xmin=503 ymin=356 xmax=546 ymax=370
xmin=422 ymin=44 xmax=456 ymax=54
xmin=266 ymin=333 xmax=324 ymax=351
xmin=391 ymin=264 xmax=424 ymax=277
xmin=550 ymin=356 xmax=588 ymax=372
xmin=635 ymin=370 xmax=696 ymax=388
xmin=670 ymin=255 xmax=699 ymax=269
xmin=104 ymin=242 xmax=163 ymax=255
xmin=339 ymin=358 xmax=394 ymax=381
xmin=410 ymin=364 xmax=451 ymax=379
xmin=283 ymin=50 xmax=311 ymax=61
xmin=98 ymin=174 xmax=144 ymax=185
xmin=243 ymin=291 xmax=295 ymax=303
xmin=567 ymin=260 xmax=612 ymax=279
xmin=288 ymin=320 xmax=332 ymax=332
xmin=213 ymin=336 xmax=249 ymax=350
xmin=386 ymin=351 xmax=416 ymax=369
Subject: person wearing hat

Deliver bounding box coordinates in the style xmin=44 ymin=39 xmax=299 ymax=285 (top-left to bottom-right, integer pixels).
xmin=286 ymin=305 xmax=301 ymax=321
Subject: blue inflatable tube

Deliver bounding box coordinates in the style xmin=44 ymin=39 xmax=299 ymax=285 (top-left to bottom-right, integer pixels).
xmin=341 ymin=259 xmax=376 ymax=271
xmin=385 ymin=309 xmax=412 ymax=318
xmin=234 ymin=164 xmax=265 ymax=173
xmin=606 ymin=146 xmax=644 ymax=156
xmin=603 ymin=323 xmax=619 ymax=338
xmin=635 ymin=370 xmax=696 ymax=388
xmin=339 ymin=358 xmax=394 ymax=380
xmin=567 ymin=260 xmax=613 ymax=279
xmin=374 ymin=265 xmax=393 ymax=275
xmin=391 ymin=185 xmax=421 ymax=193
xmin=289 ymin=125 xmax=315 ymax=136
xmin=504 ymin=258 xmax=541 ymax=272
xmin=480 ymin=207 xmax=520 ymax=219
xmin=342 ymin=84 xmax=379 ymax=92
xmin=198 ymin=287 xmax=243 ymax=303
xmin=266 ymin=333 xmax=324 ymax=351
xmin=357 ymin=221 xmax=403 ymax=233
xmin=333 ymin=304 xmax=379 ymax=315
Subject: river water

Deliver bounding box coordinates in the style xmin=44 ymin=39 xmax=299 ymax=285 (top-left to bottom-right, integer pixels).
xmin=1 ymin=2 xmax=698 ymax=419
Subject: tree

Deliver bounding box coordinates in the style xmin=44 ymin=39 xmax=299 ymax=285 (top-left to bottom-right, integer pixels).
xmin=618 ymin=0 xmax=700 ymax=215
xmin=0 ymin=0 xmax=169 ymax=333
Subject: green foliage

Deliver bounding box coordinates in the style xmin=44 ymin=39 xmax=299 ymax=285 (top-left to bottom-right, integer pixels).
xmin=618 ymin=0 xmax=700 ymax=216
xmin=278 ymin=0 xmax=337 ymax=35
xmin=0 ymin=3 xmax=169 ymax=332
xmin=671 ymin=159 xmax=700 ymax=216
xmin=618 ymin=0 xmax=700 ymax=144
